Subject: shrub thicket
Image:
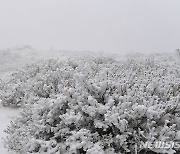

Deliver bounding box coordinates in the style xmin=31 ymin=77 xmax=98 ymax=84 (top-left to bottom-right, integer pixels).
xmin=1 ymin=55 xmax=180 ymax=154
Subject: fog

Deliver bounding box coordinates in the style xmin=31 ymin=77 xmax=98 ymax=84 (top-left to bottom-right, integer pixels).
xmin=0 ymin=0 xmax=180 ymax=53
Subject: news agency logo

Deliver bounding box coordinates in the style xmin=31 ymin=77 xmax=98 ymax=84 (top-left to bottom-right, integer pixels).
xmin=140 ymin=141 xmax=180 ymax=149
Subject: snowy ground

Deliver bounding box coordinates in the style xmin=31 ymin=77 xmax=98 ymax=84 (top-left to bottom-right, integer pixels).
xmin=0 ymin=107 xmax=19 ymax=154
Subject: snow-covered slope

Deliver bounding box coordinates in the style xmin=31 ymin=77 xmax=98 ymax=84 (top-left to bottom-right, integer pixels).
xmin=0 ymin=47 xmax=178 ymax=154
xmin=0 ymin=47 xmax=103 ymax=76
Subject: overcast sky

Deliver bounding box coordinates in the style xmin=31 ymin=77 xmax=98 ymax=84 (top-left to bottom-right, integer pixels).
xmin=0 ymin=0 xmax=180 ymax=53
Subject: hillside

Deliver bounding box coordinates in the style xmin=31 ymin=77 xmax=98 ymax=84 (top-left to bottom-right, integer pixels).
xmin=0 ymin=49 xmax=180 ymax=154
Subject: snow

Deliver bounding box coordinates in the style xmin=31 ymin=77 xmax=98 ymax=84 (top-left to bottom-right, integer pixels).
xmin=0 ymin=47 xmax=108 ymax=153
xmin=0 ymin=47 xmax=178 ymax=153
xmin=0 ymin=107 xmax=19 ymax=154
xmin=0 ymin=48 xmax=60 ymax=154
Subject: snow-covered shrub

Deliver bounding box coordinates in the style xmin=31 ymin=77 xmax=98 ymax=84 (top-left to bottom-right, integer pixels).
xmin=3 ymin=54 xmax=180 ymax=153
xmin=0 ymin=59 xmax=73 ymax=106
xmin=175 ymin=49 xmax=180 ymax=58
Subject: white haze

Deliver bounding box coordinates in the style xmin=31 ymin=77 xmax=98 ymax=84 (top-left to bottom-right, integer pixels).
xmin=0 ymin=0 xmax=180 ymax=53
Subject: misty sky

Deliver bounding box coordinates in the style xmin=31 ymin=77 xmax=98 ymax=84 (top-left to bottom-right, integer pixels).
xmin=0 ymin=0 xmax=180 ymax=53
